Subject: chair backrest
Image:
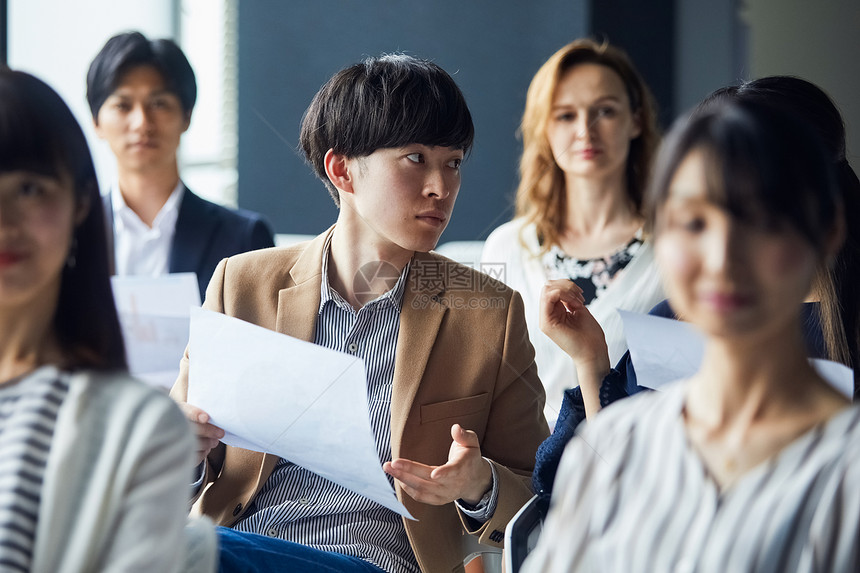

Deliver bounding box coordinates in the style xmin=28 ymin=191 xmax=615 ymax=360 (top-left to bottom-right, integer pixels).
xmin=433 ymin=240 xmax=486 ymax=270
xmin=274 ymin=233 xmax=315 ymax=247
xmin=504 ymin=494 xmax=550 ymax=573
xmin=463 ymin=532 xmax=503 ymax=573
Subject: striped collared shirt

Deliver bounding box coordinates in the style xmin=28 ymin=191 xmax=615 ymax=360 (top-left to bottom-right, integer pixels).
xmin=234 ymin=243 xmax=420 ymax=573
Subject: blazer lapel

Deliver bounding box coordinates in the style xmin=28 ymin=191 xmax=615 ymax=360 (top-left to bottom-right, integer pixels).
xmin=390 ymin=251 xmax=448 ymax=459
xmin=170 ymin=187 xmax=218 ymax=275
xmin=274 ymin=227 xmax=332 ymax=341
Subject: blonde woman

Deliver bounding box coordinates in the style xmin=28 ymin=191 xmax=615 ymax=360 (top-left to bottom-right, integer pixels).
xmin=482 ymin=39 xmax=663 ymax=422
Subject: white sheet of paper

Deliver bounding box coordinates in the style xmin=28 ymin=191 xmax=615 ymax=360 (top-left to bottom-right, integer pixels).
xmin=186 ymin=307 xmax=415 ymax=520
xmin=111 ymin=273 xmax=201 ymax=388
xmin=810 ymin=359 xmax=855 ymax=399
xmin=617 ymin=310 xmax=704 ymax=391
xmin=618 ymin=309 xmax=854 ymax=399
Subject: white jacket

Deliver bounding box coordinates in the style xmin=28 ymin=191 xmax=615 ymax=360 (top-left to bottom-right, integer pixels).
xmin=481 ymin=220 xmax=665 ymax=423
xmin=28 ymin=366 xmax=216 ymax=573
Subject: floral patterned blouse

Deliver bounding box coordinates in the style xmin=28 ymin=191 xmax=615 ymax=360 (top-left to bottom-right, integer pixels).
xmin=542 ymin=231 xmax=644 ymax=305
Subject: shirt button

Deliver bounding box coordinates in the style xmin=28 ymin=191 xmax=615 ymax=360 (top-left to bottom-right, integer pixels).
xmin=266 ymin=528 xmax=278 ymax=537
xmin=298 ymin=497 xmax=310 ymax=505
xmin=347 ymin=343 xmax=358 ymax=353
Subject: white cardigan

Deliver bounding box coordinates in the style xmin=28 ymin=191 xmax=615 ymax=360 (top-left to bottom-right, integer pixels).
xmin=28 ymin=366 xmax=216 ymax=573
xmin=481 ymin=220 xmax=665 ymax=423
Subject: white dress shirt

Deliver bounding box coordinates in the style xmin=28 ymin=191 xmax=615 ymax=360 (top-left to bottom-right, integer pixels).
xmin=110 ymin=182 xmax=184 ymax=277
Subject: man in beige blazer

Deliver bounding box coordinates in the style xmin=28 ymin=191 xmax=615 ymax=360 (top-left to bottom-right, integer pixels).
xmin=171 ymin=54 xmax=549 ymax=573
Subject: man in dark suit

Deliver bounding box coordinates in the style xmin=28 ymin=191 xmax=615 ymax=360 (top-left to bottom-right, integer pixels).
xmin=88 ymin=31 xmax=274 ymax=299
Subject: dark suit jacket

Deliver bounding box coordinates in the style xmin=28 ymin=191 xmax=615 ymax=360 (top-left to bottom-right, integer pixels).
xmin=102 ymin=185 xmax=275 ymax=300
xmin=171 ymin=227 xmax=550 ymax=573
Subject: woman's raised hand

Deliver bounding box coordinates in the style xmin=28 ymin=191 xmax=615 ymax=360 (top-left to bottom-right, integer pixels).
xmin=539 ymin=280 xmax=608 ymax=364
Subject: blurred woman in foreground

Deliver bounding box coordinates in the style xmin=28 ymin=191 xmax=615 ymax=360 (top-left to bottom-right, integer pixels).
xmin=524 ymin=99 xmax=859 ymax=571
xmin=532 ymin=75 xmax=860 ymax=496
xmin=0 ymin=69 xmax=214 ymax=572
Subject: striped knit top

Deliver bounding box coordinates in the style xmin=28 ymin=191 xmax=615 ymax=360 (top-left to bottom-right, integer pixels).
xmin=0 ymin=368 xmax=69 ymax=572
xmin=523 ymin=381 xmax=860 ymax=572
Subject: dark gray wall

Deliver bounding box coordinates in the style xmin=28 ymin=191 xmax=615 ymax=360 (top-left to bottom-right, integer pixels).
xmin=237 ymin=1 xmax=587 ymax=241
xmin=590 ymin=0 xmax=676 ymax=128
xmin=675 ymin=0 xmax=747 ymax=114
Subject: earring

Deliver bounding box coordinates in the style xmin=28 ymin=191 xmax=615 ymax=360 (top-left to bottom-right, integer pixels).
xmin=66 ymin=237 xmax=77 ymax=269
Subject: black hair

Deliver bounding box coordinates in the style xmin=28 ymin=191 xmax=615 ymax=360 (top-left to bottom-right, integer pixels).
xmin=299 ymin=54 xmax=474 ymax=205
xmin=0 ymin=68 xmax=127 ymax=371
xmin=695 ymin=85 xmax=739 ymax=113
xmin=737 ymin=77 xmax=846 ymax=163
xmin=86 ymin=31 xmax=197 ymax=120
xmin=697 ymin=77 xmax=847 ymax=165
xmin=647 ymin=99 xmax=840 ymax=254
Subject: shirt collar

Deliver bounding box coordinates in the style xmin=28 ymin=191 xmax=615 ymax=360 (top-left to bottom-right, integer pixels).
xmin=318 ymin=233 xmax=410 ymax=314
xmin=111 ymin=180 xmax=185 ymax=230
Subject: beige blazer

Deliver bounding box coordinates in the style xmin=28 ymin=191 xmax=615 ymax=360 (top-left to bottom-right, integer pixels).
xmin=171 ymin=227 xmax=549 ymax=573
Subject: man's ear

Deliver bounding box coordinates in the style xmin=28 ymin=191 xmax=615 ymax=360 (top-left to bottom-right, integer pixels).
xmin=324 ymin=149 xmax=355 ymax=195
xmin=182 ymin=110 xmax=192 ymax=133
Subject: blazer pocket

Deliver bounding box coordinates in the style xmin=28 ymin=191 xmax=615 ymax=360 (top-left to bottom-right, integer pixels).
xmin=420 ymin=393 xmax=490 ymax=424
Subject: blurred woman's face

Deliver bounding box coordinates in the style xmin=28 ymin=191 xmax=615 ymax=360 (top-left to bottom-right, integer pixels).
xmin=0 ymin=171 xmax=82 ymax=312
xmin=654 ymin=149 xmax=818 ymax=342
xmin=545 ymin=63 xmax=641 ymax=183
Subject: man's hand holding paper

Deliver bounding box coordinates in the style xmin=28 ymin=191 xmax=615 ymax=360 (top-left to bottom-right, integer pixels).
xmin=177 ymin=402 xmax=225 ymax=465
xmin=184 ymin=307 xmax=414 ymax=519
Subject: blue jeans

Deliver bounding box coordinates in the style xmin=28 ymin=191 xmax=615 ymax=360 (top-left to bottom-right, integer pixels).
xmin=217 ymin=527 xmax=387 ymax=573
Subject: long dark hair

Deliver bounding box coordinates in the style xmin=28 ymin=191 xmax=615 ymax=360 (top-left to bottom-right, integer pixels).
xmin=0 ymin=69 xmax=126 ymax=371
xmin=647 ymin=101 xmax=842 ymax=357
xmin=693 ymin=77 xmax=858 ymax=374
xmin=734 ymin=77 xmax=860 ymax=387
xmin=649 ymin=100 xmax=840 ymax=248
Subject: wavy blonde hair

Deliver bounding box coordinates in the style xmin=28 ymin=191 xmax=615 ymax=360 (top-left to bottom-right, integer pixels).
xmin=515 ymin=38 xmax=659 ymax=254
